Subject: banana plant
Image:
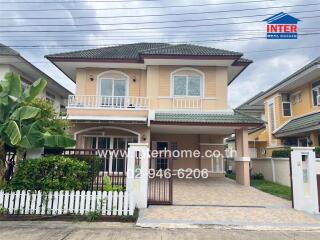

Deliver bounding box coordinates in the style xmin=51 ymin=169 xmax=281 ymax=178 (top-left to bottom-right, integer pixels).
xmin=0 ymin=72 xmax=75 ymax=181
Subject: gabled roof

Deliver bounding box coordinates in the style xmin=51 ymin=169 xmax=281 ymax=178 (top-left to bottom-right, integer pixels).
xmin=46 ymin=42 xmax=252 ymax=85
xmin=46 ymin=43 xmax=170 ymax=61
xmin=263 ymin=12 xmax=300 ymax=24
xmin=46 ymin=42 xmax=244 ymax=60
xmin=274 ymin=112 xmax=320 ymax=137
xmin=236 ymin=91 xmax=265 ymax=111
xmin=152 ymin=111 xmax=264 ymax=126
xmin=140 ymin=44 xmax=242 ymax=57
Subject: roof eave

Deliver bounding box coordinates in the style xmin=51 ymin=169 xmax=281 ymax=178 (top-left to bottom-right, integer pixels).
xmin=150 ymin=120 xmax=263 ymax=128
xmin=228 ymin=61 xmax=253 ymax=85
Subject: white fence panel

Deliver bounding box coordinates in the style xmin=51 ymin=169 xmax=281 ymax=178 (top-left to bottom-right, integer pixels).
xmin=101 ymin=191 xmax=107 ymax=215
xmin=0 ymin=190 xmax=134 ymax=216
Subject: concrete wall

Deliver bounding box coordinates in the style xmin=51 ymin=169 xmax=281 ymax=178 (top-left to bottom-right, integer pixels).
xmin=250 ymin=157 xmax=320 ymax=187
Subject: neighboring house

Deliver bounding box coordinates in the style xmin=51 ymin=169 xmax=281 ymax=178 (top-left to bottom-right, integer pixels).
xmin=46 ymin=43 xmax=263 ymax=186
xmin=0 ymin=43 xmax=71 ymax=113
xmin=227 ymin=92 xmax=268 ymax=158
xmin=249 ymin=57 xmax=320 ymax=156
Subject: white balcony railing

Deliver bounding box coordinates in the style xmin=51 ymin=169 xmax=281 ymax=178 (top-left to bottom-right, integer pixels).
xmin=68 ymin=95 xmax=150 ymax=109
xmin=172 ymin=98 xmax=202 ymax=110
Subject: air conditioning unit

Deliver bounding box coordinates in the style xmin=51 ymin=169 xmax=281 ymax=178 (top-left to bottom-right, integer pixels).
xmin=317 ymin=95 xmax=320 ymax=106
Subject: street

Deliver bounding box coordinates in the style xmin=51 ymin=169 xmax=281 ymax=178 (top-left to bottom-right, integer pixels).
xmin=0 ymin=221 xmax=319 ymax=240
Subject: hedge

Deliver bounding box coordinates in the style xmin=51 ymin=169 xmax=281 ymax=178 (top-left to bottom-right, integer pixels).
xmin=7 ymin=156 xmax=90 ymax=191
xmin=272 ymin=147 xmax=320 ymax=158
xmin=272 ymin=149 xmax=291 ymax=158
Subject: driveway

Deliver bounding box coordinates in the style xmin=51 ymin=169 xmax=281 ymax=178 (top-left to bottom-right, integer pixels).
xmin=138 ymin=178 xmax=320 ymax=229
xmin=1 ymin=221 xmax=320 ymax=240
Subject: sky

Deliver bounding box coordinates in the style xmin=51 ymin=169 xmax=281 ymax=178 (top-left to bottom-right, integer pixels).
xmin=0 ymin=0 xmax=319 ymax=107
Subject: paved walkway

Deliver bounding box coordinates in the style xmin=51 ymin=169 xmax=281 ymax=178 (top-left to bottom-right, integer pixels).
xmin=138 ymin=178 xmax=320 ymax=229
xmin=1 ymin=221 xmax=320 ymax=240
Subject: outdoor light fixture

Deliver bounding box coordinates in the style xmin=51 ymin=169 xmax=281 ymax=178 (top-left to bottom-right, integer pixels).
xmin=132 ymin=76 xmax=136 ymax=82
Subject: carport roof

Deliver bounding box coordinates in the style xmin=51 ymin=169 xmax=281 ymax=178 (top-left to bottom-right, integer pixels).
xmin=152 ymin=111 xmax=264 ymax=126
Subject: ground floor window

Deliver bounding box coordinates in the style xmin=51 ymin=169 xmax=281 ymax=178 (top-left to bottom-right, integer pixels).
xmin=282 ymin=137 xmax=309 ymax=147
xmin=156 ymin=141 xmax=169 ymax=170
xmin=84 ymin=135 xmax=138 ymax=172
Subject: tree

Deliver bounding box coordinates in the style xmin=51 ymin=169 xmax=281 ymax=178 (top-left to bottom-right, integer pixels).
xmin=0 ymin=72 xmax=75 ymax=182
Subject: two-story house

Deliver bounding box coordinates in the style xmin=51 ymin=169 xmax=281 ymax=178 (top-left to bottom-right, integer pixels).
xmin=46 ymin=43 xmax=263 ymax=187
xmin=248 ymin=57 xmax=320 ymax=156
xmin=0 ymin=43 xmax=71 ymax=113
xmin=227 ymin=92 xmax=268 ymax=158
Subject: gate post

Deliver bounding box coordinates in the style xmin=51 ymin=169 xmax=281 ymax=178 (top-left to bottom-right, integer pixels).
xmin=291 ymin=147 xmax=318 ymax=214
xmin=126 ymin=143 xmax=149 ymax=209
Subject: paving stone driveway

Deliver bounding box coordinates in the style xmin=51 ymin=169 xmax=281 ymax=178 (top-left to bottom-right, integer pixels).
xmin=138 ymin=178 xmax=320 ymax=229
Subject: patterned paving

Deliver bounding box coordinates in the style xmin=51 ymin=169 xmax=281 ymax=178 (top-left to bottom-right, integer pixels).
xmin=138 ymin=178 xmax=320 ymax=229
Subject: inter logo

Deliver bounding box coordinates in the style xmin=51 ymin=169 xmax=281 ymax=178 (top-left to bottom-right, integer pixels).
xmin=263 ymin=12 xmax=300 ymax=39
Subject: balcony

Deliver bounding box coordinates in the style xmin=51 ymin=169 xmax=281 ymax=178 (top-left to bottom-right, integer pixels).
xmin=172 ymin=98 xmax=203 ymax=110
xmin=68 ymin=95 xmax=150 ymax=109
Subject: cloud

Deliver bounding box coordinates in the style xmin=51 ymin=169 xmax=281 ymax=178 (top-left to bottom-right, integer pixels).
xmin=0 ymin=0 xmax=317 ymax=106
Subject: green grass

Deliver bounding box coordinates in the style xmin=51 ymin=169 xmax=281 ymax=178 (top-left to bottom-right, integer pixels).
xmin=225 ymin=173 xmax=292 ymax=200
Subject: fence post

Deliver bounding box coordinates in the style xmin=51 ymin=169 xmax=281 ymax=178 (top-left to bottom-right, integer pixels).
xmin=126 ymin=143 xmax=149 ymax=209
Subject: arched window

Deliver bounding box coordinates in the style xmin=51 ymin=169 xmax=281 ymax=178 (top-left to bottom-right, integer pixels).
xmin=97 ymin=70 xmax=129 ymax=97
xmin=171 ymin=68 xmax=204 ymax=97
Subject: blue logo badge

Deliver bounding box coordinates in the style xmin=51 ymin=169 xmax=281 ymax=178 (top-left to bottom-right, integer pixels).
xmin=263 ymin=12 xmax=300 ymax=39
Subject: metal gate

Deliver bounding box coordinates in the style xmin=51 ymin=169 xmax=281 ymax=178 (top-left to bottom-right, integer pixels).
xmin=147 ymin=157 xmax=173 ymax=205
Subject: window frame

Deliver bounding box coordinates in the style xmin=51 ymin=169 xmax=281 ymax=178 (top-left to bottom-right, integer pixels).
xmin=97 ymin=70 xmax=129 ymax=97
xmin=282 ymin=101 xmax=292 ymax=117
xmin=171 ymin=68 xmax=204 ymax=98
xmin=311 ymin=84 xmax=320 ymax=107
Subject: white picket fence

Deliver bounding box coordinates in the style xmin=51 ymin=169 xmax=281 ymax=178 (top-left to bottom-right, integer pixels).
xmin=0 ymin=190 xmax=134 ymax=216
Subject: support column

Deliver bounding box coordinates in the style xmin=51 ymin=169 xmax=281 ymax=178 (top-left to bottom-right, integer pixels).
xmin=235 ymin=128 xmax=250 ymax=186
xmin=126 ymin=143 xmax=149 ymax=209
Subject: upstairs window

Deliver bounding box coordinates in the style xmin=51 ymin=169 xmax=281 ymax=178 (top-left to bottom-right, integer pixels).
xmin=282 ymin=93 xmax=292 ymax=117
xmin=312 ymin=80 xmax=320 ymax=106
xmin=172 ymin=68 xmax=203 ymax=97
xmin=98 ymin=71 xmax=128 ymax=97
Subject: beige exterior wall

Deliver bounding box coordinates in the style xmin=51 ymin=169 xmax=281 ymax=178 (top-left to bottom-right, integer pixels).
xmin=67 ymin=108 xmax=149 ymax=118
xmin=150 ymin=133 xmax=225 ymax=173
xmin=69 ymin=65 xmax=229 ymax=117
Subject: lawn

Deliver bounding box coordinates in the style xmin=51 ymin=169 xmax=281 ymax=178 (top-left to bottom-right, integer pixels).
xmin=225 ymin=173 xmax=292 ymax=200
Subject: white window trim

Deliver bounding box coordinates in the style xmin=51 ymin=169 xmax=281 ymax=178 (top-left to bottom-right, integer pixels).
xmin=96 ymin=70 xmax=129 ymax=97
xmin=282 ymin=101 xmax=292 ymax=117
xmin=170 ymin=67 xmax=205 ymax=98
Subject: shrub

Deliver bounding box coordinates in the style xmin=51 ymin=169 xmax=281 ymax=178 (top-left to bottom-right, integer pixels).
xmin=7 ymin=156 xmax=90 ymax=191
xmin=251 ymin=173 xmax=264 ymax=180
xmin=86 ymin=211 xmax=102 ymax=222
xmin=103 ymin=176 xmax=124 ymax=192
xmin=315 ymin=146 xmax=320 ymax=158
xmin=272 ymin=149 xmax=291 ymax=158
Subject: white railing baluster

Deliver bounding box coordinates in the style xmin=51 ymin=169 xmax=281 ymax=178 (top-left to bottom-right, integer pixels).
xmin=67 ymin=95 xmax=150 ymax=109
